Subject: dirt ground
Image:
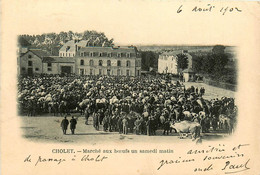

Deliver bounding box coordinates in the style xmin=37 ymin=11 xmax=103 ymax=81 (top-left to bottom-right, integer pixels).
xmin=20 ymin=82 xmax=235 ymax=144
xmin=21 ymin=116 xmax=229 ymax=144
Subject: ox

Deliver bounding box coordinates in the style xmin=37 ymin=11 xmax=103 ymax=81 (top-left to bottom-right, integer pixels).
xmin=170 ymin=120 xmax=201 ymax=140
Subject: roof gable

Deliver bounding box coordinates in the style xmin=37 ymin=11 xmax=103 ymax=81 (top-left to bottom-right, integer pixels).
xmin=21 ymin=49 xmax=51 ymax=59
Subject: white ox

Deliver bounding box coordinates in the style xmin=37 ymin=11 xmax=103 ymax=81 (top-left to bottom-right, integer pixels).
xmin=170 ymin=120 xmax=201 ymax=139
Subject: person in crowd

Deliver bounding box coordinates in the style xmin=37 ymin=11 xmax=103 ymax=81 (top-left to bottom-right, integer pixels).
xmin=122 ymin=116 xmax=128 ymax=135
xmin=70 ymin=116 xmax=77 ymax=134
xmin=60 ymin=116 xmax=69 ymax=135
xmin=17 ymin=74 xmax=236 ymax=136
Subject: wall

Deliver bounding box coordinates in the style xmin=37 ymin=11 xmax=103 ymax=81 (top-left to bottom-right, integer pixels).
xmin=158 ymin=55 xmax=178 ymax=74
xmin=75 ymin=56 xmax=140 ymax=76
xmin=43 ymin=62 xmax=75 ymax=74
xmin=19 ymin=51 xmax=43 ymax=75
xmin=203 ymin=78 xmax=237 ymax=91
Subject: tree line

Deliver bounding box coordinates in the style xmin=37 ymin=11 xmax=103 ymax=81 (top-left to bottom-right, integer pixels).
xmin=18 ymin=30 xmax=114 ymax=54
xmin=176 ymin=45 xmax=237 ymax=84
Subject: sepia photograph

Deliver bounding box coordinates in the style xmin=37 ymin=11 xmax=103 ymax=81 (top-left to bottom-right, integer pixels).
xmin=1 ymin=0 xmax=260 ymax=175
xmin=18 ymin=32 xmax=238 ymax=144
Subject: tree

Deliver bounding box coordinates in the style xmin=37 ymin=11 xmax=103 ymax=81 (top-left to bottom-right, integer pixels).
xmin=212 ymin=45 xmax=225 ymax=54
xmin=18 ymin=36 xmax=31 ymax=47
xmin=140 ymin=51 xmax=159 ymax=71
xmin=176 ymin=53 xmax=188 ymax=71
xmin=18 ymin=30 xmax=114 ymax=53
xmin=192 ymin=54 xmax=204 ymax=73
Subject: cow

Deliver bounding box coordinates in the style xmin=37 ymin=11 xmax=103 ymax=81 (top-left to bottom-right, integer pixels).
xmin=170 ymin=120 xmax=201 ymax=140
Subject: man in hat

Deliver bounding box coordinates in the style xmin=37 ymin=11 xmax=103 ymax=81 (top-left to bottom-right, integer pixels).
xmin=70 ymin=116 xmax=77 ymax=134
xmin=146 ymin=117 xmax=152 ymax=136
xmin=122 ymin=116 xmax=128 ymax=135
xmin=60 ymin=116 xmax=69 ymax=135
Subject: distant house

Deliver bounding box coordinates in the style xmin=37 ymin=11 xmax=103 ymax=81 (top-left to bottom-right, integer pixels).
xmin=18 ymin=49 xmax=51 ymax=75
xmin=158 ymin=50 xmax=192 ymax=74
xmin=183 ymin=68 xmax=195 ymax=82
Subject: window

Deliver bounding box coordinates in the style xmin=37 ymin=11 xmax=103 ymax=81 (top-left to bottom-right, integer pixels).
xmin=107 ymin=69 xmax=111 ymax=76
xmin=117 ymin=69 xmax=120 ymax=76
xmin=98 ymin=60 xmax=103 ymax=66
xmin=80 ymin=60 xmax=84 ymax=65
xmin=80 ymin=69 xmax=84 ymax=75
xmin=89 ymin=60 xmax=94 ymax=66
xmin=99 ymin=53 xmax=102 ymax=57
xmin=28 ymin=61 xmax=32 ymax=66
xmin=99 ymin=69 xmax=102 ymax=75
xmin=35 ymin=68 xmax=39 ymax=71
xmin=136 ymin=60 xmax=141 ymax=67
xmin=80 ymin=52 xmax=84 ymax=57
xmin=107 ymin=60 xmax=111 ymax=66
xmin=126 ymin=70 xmax=130 ymax=76
xmin=90 ymin=52 xmax=93 ymax=57
xmin=22 ymin=67 xmax=25 ymax=71
xmin=108 ymin=53 xmax=112 ymax=57
xmin=48 ymin=63 xmax=52 ymax=67
xmin=137 ymin=70 xmax=140 ymax=76
xmin=48 ymin=68 xmax=52 ymax=71
xmin=117 ymin=60 xmax=121 ymax=67
xmin=28 ymin=54 xmax=32 ymax=58
xmin=90 ymin=69 xmax=93 ymax=75
xmin=84 ymin=52 xmax=87 ymax=56
xmin=126 ymin=60 xmax=131 ymax=67
xmin=117 ymin=53 xmax=122 ymax=57
xmin=127 ymin=53 xmax=131 ymax=58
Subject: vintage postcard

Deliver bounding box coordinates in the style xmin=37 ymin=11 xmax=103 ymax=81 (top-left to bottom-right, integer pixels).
xmin=1 ymin=0 xmax=260 ymax=174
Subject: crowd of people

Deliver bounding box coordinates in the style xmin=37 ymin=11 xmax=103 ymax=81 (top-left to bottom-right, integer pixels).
xmin=18 ymin=74 xmax=237 ymax=135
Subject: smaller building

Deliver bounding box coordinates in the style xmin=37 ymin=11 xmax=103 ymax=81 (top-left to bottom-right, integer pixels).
xmin=42 ymin=57 xmax=75 ymax=75
xmin=183 ymin=68 xmax=195 ymax=82
xmin=18 ymin=49 xmax=51 ymax=75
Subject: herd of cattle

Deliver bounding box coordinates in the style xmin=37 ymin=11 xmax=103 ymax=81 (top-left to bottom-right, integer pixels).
xmin=18 ymin=75 xmax=237 ymax=139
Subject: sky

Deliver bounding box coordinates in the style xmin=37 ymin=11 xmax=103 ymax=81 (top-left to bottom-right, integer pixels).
xmin=2 ymin=0 xmax=259 ymax=46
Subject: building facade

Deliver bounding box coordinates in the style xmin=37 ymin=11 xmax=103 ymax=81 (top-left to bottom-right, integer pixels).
xmin=75 ymin=46 xmax=141 ymax=76
xmin=42 ymin=57 xmax=75 ymax=75
xmin=59 ymin=40 xmax=102 ymax=57
xmin=158 ymin=50 xmax=193 ymax=75
xmin=18 ymin=49 xmax=51 ymax=75
xmin=19 ymin=45 xmax=142 ymax=76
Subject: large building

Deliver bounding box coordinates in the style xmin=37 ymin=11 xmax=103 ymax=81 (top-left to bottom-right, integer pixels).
xmin=158 ymin=50 xmax=192 ymax=74
xmin=18 ymin=41 xmax=142 ymax=76
xmin=75 ymin=46 xmax=141 ymax=76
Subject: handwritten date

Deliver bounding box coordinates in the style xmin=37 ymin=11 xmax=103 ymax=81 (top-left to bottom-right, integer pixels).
xmin=177 ymin=4 xmax=242 ymax=15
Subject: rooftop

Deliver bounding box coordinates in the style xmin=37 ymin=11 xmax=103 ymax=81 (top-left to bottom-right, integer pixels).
xmin=42 ymin=56 xmax=75 ymax=63
xmin=21 ymin=49 xmax=51 ymax=58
